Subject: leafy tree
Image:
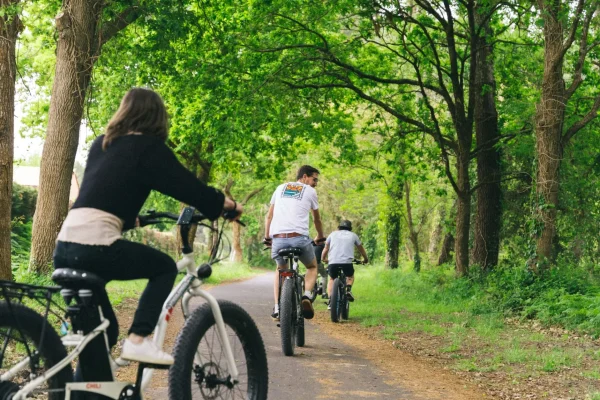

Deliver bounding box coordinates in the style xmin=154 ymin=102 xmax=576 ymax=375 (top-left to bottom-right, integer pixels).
xmin=531 ymin=0 xmax=600 ymax=268
xmin=243 ymin=0 xmax=510 ymax=275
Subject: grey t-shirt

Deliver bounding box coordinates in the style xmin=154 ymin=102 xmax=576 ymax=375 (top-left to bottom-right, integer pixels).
xmin=326 ymin=230 xmax=361 ymax=264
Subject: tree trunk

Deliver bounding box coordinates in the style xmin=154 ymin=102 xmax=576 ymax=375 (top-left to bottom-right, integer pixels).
xmin=472 ymin=5 xmax=502 ymax=271
xmin=534 ymin=2 xmax=566 ymax=266
xmin=404 ymin=242 xmax=413 ymax=261
xmin=404 ymin=181 xmax=420 ymax=272
xmin=428 ymin=206 xmax=445 ymax=261
xmin=231 ymin=221 xmax=243 ymax=262
xmin=29 ymin=0 xmax=103 ymax=273
xmin=0 ymin=0 xmax=21 ymax=280
xmin=438 ymin=233 xmax=455 ymax=265
xmin=385 ymin=210 xmax=401 ymax=269
xmin=454 ymin=147 xmax=471 ymax=276
xmin=29 ymin=0 xmax=140 ymax=273
xmin=223 ymin=178 xmax=263 ymax=263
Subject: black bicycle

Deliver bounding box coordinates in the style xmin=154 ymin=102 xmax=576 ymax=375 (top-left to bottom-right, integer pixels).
xmin=276 ymin=247 xmax=307 ymax=356
xmin=329 ymin=259 xmax=364 ymax=323
xmin=308 ymin=241 xmax=327 ymax=303
xmin=0 ymin=207 xmax=268 ymax=400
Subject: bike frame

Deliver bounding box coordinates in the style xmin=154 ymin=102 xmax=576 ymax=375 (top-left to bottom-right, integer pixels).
xmin=7 ymin=216 xmax=239 ymax=400
xmin=278 ymin=254 xmax=303 ymax=313
xmin=334 ymin=269 xmax=348 ymax=304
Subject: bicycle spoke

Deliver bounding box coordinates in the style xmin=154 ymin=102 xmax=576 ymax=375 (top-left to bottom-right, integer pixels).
xmin=0 ymin=327 xmax=53 ymax=394
xmin=190 ymin=322 xmax=251 ymax=399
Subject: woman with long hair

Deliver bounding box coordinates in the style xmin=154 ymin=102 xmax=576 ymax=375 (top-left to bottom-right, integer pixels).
xmin=53 ymin=88 xmax=242 ymax=371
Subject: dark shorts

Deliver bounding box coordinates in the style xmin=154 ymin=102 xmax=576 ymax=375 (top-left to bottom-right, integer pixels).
xmin=327 ymin=263 xmax=354 ymax=279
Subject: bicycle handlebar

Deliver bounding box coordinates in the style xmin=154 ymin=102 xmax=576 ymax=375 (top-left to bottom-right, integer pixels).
xmin=138 ymin=211 xmax=180 ymax=227
xmin=321 ymin=258 xmax=367 ymax=265
xmin=138 ymin=209 xmax=245 ymax=227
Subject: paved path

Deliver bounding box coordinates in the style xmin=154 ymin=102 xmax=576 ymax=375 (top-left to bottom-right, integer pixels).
xmin=184 ymin=272 xmax=414 ymax=399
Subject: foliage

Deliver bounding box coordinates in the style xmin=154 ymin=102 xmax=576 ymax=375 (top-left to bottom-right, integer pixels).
xmin=11 ymin=183 xmax=37 ymax=220
xmin=9 ymin=0 xmax=600 ymax=340
xmin=11 ymin=219 xmax=31 ymax=272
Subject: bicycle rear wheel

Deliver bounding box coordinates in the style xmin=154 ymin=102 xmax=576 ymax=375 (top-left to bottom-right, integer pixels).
xmin=169 ymin=300 xmax=268 ymax=400
xmin=330 ymin=279 xmax=342 ymax=323
xmin=0 ymin=302 xmax=72 ymax=400
xmin=341 ymin=293 xmax=350 ymax=320
xmin=279 ymin=278 xmax=297 ymax=356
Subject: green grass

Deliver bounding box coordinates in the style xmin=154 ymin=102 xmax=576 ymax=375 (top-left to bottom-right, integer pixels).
xmin=204 ymin=262 xmax=266 ymax=285
xmin=9 ymin=262 xmax=263 ymax=316
xmin=342 ymin=264 xmax=590 ymax=381
xmin=105 ymin=261 xmax=265 ymax=306
xmin=106 ymin=279 xmax=150 ymax=306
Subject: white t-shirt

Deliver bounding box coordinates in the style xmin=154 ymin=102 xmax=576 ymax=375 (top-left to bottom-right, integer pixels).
xmin=269 ymin=182 xmax=319 ymax=237
xmin=326 ymin=230 xmax=361 ymax=264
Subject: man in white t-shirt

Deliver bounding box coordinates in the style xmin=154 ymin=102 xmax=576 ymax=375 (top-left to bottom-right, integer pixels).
xmin=322 ymin=220 xmax=369 ymax=304
xmin=264 ymin=165 xmax=326 ymax=321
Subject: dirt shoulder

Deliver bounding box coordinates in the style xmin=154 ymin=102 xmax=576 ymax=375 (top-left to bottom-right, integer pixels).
xmin=313 ymin=310 xmax=486 ymax=399
xmin=312 ymin=307 xmax=600 ymax=400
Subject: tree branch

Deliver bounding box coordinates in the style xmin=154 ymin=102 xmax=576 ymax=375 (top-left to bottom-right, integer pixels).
xmin=242 ymin=187 xmax=265 ymax=204
xmin=563 ymin=94 xmax=600 ymax=144
xmin=561 ymin=0 xmax=586 ymax=57
xmin=566 ymin=4 xmax=598 ymax=100
xmin=99 ymin=5 xmax=142 ymax=49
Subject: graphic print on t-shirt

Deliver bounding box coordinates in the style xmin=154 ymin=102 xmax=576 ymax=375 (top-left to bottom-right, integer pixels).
xmin=281 ymin=183 xmax=305 ymax=200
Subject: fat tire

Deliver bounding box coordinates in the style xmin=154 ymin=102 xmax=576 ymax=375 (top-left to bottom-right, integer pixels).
xmin=295 ymin=318 xmax=305 ymax=347
xmin=0 ymin=302 xmax=73 ymax=400
xmin=342 ymin=294 xmax=350 ymax=320
xmin=330 ymin=279 xmax=342 ymax=323
xmin=308 ymin=288 xmax=318 ymax=303
xmin=279 ymin=278 xmax=296 ymax=356
xmin=168 ymin=300 xmax=268 ymax=400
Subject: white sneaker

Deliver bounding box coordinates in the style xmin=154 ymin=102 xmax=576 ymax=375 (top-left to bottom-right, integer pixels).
xmin=121 ymin=338 xmax=174 ymax=365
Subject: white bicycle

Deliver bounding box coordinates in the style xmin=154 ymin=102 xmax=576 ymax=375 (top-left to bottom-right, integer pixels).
xmin=0 ymin=207 xmax=268 ymax=400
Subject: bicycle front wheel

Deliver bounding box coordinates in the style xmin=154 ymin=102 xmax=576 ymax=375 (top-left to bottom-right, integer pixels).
xmin=0 ymin=302 xmax=73 ymax=400
xmin=169 ymin=300 xmax=268 ymax=400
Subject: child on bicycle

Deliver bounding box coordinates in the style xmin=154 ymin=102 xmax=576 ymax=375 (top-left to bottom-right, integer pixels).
xmin=53 ymin=88 xmax=242 ymax=368
xmin=321 ymin=220 xmax=368 ymax=307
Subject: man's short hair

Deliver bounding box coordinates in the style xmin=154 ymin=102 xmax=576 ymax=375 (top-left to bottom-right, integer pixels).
xmin=296 ymin=165 xmax=320 ymax=180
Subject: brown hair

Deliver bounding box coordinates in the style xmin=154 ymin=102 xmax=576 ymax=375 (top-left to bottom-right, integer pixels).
xmin=102 ymin=88 xmax=169 ymax=150
xmin=296 ymin=165 xmax=320 ymax=180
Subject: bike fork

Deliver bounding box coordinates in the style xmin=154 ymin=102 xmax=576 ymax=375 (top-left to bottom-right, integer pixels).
xmin=193 ymin=290 xmax=240 ymax=381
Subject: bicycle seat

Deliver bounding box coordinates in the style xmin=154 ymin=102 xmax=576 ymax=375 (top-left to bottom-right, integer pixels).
xmin=277 ymin=247 xmax=303 ymax=257
xmin=51 ymin=268 xmax=106 ymax=289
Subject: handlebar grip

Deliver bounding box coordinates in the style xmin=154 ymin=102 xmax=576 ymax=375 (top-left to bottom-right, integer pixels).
xmin=137 ymin=215 xmax=157 ymax=227
xmin=222 ymin=208 xmax=241 ymax=221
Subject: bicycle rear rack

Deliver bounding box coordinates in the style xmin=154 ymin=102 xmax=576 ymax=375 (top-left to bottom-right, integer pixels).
xmin=0 ymin=280 xmax=66 ymax=323
xmin=0 ymin=280 xmax=67 ymax=368
xmin=0 ymin=280 xmax=61 ymax=303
